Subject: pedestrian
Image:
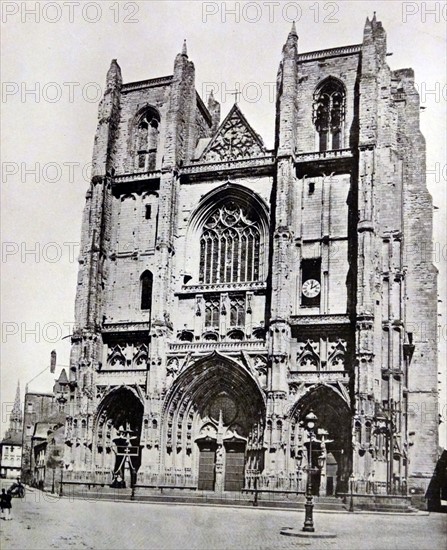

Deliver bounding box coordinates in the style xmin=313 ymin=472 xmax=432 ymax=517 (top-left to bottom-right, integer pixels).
xmin=0 ymin=488 xmax=6 ymax=520
xmin=3 ymin=490 xmax=13 ymax=520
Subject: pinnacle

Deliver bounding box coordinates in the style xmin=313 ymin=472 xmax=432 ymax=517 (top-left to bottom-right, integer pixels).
xmin=289 ymin=21 xmax=298 ymax=37
xmin=182 ymin=39 xmax=188 ymax=57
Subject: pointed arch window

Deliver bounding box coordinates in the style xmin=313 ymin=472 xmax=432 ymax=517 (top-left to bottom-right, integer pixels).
xmin=135 ymin=108 xmax=160 ymax=171
xmin=140 ymin=271 xmax=153 ymax=311
xmin=313 ymin=78 xmax=345 ymax=152
xmin=199 ymin=202 xmax=261 ymax=284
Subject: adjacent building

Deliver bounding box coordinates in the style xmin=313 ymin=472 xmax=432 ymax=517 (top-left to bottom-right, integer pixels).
xmin=0 ymin=382 xmax=23 ymax=479
xmin=21 ymin=370 xmax=69 ymax=486
xmin=62 ymin=16 xmax=438 ymax=497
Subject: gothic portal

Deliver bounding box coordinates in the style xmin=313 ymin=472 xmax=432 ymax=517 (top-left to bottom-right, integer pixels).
xmin=63 ymin=18 xmax=438 ymax=497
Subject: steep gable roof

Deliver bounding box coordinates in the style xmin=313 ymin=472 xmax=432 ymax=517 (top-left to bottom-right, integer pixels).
xmin=198 ymin=104 xmax=266 ymax=162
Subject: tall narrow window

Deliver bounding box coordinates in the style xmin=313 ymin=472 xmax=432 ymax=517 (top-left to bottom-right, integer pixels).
xmin=313 ymin=78 xmax=345 ymax=152
xmin=140 ymin=271 xmax=153 ymax=310
xmin=199 ymin=202 xmax=262 ymax=284
xmin=204 ymin=296 xmax=220 ymax=328
xmin=230 ymin=295 xmax=245 ymax=326
xmin=136 ymin=108 xmax=160 ymax=171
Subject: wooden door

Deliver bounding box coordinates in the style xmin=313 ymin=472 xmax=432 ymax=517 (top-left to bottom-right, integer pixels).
xmin=224 ymin=440 xmax=246 ymax=491
xmin=197 ymin=442 xmax=216 ymax=491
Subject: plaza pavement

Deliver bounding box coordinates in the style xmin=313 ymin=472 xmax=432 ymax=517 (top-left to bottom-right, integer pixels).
xmin=0 ymin=485 xmax=445 ymax=550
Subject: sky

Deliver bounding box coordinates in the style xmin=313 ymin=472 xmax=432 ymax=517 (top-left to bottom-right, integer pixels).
xmin=1 ymin=1 xmax=446 ymax=444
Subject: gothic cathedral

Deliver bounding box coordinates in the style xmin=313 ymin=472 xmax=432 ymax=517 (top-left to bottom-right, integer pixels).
xmin=64 ymin=17 xmax=438 ymax=497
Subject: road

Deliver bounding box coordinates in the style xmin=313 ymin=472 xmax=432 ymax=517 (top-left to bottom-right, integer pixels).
xmin=0 ymin=486 xmax=446 ymax=550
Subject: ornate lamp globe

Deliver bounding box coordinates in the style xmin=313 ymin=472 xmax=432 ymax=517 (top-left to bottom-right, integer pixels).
xmin=305 ymin=411 xmax=317 ymax=430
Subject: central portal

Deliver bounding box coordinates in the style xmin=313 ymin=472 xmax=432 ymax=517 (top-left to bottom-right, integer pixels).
xmin=162 ymin=353 xmax=265 ymax=492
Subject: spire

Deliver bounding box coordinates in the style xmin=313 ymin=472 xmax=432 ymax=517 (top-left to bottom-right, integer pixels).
xmin=182 ymin=39 xmax=188 ymax=57
xmin=6 ymin=380 xmax=23 ymax=436
xmin=289 ymin=21 xmax=297 ymax=38
xmin=283 ymin=20 xmax=298 ymax=57
xmin=372 ymin=11 xmax=377 ymax=23
xmin=12 ymin=380 xmax=21 ymax=417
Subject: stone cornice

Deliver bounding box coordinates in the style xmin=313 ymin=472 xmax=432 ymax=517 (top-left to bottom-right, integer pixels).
xmin=288 ymin=371 xmax=349 ymax=382
xmin=290 ymin=314 xmax=351 ymax=326
xmin=112 ymin=171 xmax=161 ymax=186
xmin=295 ymin=148 xmax=352 ymax=162
xmin=102 ymin=322 xmax=150 ymax=334
xmin=178 ymin=281 xmax=267 ymax=295
xmin=297 ymin=44 xmax=361 ymax=62
xmin=169 ymin=340 xmax=267 ymax=353
xmin=121 ymin=75 xmax=173 ymax=93
xmin=180 ymin=156 xmax=275 ymax=182
xmin=294 ymin=149 xmax=354 ymax=177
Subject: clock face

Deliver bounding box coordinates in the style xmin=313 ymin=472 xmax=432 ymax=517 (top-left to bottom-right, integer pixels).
xmin=302 ymin=279 xmax=321 ymax=298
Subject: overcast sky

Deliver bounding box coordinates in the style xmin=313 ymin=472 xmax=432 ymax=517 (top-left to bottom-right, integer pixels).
xmin=1 ymin=1 xmax=446 ymax=443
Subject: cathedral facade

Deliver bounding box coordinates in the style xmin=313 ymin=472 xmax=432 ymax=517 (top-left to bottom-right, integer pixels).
xmin=63 ymin=16 xmax=438 ymax=497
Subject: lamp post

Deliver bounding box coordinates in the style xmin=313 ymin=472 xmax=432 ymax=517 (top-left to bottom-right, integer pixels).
xmin=59 ymin=465 xmax=64 ymax=496
xmin=349 ymin=473 xmax=355 ymax=512
xmin=302 ymin=410 xmax=317 ymax=533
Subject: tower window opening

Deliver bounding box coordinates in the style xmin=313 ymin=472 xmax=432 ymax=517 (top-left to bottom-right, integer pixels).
xmin=313 ymin=78 xmax=345 ymax=152
xmin=135 ymin=108 xmax=160 ymax=171
xmin=140 ymin=271 xmax=153 ymax=311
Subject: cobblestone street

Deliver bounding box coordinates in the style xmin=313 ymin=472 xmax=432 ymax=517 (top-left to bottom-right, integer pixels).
xmin=0 ymin=486 xmax=445 ymax=550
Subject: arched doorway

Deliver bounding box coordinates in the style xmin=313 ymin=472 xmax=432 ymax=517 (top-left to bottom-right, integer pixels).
xmin=162 ymin=353 xmax=265 ymax=492
xmin=291 ymin=385 xmax=352 ymax=495
xmin=94 ymin=387 xmax=144 ymax=487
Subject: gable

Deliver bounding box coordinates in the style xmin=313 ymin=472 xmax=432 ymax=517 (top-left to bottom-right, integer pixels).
xmin=199 ymin=105 xmax=266 ymax=162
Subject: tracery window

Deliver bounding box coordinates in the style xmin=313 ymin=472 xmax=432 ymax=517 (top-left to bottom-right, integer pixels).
xmin=313 ymin=78 xmax=345 ymax=152
xmin=199 ymin=202 xmax=261 ymax=284
xmin=136 ymin=108 xmax=160 ymax=171
xmin=230 ymin=294 xmax=245 ymax=326
xmin=204 ymin=296 xmax=220 ymax=328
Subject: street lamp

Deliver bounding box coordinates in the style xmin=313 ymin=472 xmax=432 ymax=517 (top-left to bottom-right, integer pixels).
xmin=349 ymin=473 xmax=355 ymax=512
xmin=302 ymin=410 xmax=317 ymax=533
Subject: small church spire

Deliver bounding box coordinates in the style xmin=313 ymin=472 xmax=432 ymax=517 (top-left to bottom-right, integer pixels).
xmin=12 ymin=380 xmax=21 ymax=417
xmin=182 ymin=39 xmax=188 ymax=57
xmin=6 ymin=380 xmax=23 ymax=436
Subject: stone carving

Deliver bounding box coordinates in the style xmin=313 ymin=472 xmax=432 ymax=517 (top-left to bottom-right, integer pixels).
xmin=253 ymin=355 xmax=268 ymax=387
xmin=106 ymin=342 xmax=149 ymax=370
xmin=328 ymin=339 xmax=347 ymax=369
xmin=200 ymin=105 xmax=266 ymax=162
xmin=296 ymin=340 xmax=320 ymax=370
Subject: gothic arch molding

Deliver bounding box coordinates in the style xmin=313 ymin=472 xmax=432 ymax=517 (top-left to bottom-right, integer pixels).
xmin=289 ymin=383 xmax=352 ymax=493
xmin=160 ymin=352 xmax=266 ymax=487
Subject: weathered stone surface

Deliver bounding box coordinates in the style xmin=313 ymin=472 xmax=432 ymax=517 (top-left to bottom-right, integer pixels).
xmin=63 ymin=19 xmax=438 ymax=498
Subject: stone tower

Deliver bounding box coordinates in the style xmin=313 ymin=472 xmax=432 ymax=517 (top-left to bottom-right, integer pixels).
xmin=63 ymin=17 xmax=438 ymax=498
